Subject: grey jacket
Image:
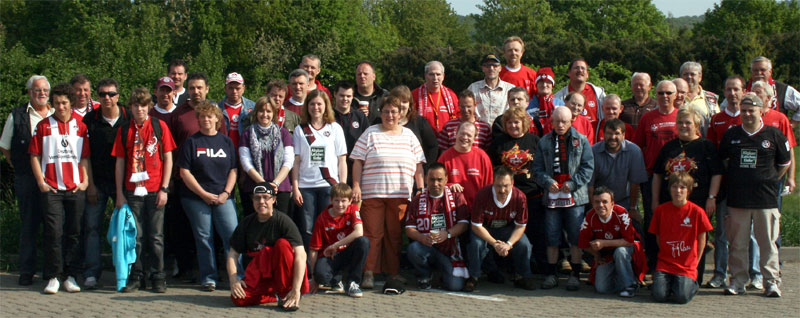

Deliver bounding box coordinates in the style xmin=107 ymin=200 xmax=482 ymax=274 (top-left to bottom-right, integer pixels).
xmin=533 ymin=127 xmax=595 ymax=206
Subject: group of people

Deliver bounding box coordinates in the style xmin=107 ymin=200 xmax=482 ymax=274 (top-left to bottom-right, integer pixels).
xmin=2 ymin=35 xmax=797 ymax=310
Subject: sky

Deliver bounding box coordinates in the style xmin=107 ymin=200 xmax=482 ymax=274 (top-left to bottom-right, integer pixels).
xmin=448 ymin=0 xmax=721 ymax=17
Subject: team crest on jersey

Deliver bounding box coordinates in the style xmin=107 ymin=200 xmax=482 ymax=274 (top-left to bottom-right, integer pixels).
xmin=651 ymin=124 xmax=658 ymax=132
xmin=451 ymin=168 xmax=460 ymax=175
xmin=510 ymin=211 xmax=517 ymax=218
xmin=336 ymin=232 xmax=346 ymax=241
xmin=323 ymin=130 xmax=331 ymax=137
xmin=762 ymin=140 xmax=771 ymax=149
xmin=681 ymin=216 xmax=692 ymax=227
xmin=352 ymin=121 xmax=359 ymax=129
xmin=484 ymin=210 xmax=494 ymax=216
xmin=231 ymin=114 xmax=239 ymax=123
xmin=500 ymin=144 xmax=533 ymax=177
xmin=604 ymin=232 xmax=613 ymax=240
xmin=614 ymin=225 xmax=620 ymax=231
xmin=665 ymin=151 xmax=698 ymax=175
xmin=196 ymin=148 xmax=227 ymax=158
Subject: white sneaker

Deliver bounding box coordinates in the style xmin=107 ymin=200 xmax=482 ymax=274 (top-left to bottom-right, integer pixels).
xmin=63 ymin=276 xmax=81 ymax=293
xmin=749 ymin=275 xmax=763 ymax=290
xmin=764 ymin=283 xmax=781 ymax=297
xmin=84 ymin=277 xmax=97 ymax=289
xmin=44 ymin=278 xmax=60 ymax=294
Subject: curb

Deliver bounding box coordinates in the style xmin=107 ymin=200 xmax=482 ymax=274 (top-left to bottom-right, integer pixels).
xmin=781 ymin=246 xmax=800 ymax=262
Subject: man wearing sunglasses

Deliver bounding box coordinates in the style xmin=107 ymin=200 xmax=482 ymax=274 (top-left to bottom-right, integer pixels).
xmin=81 ymin=78 xmax=130 ymax=289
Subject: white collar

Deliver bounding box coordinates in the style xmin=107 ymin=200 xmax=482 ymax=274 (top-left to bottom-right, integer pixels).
xmin=492 ymin=187 xmax=512 ymax=208
xmin=505 ymin=65 xmax=521 ymax=72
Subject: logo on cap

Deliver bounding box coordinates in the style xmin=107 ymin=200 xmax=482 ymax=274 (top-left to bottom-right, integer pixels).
xmin=226 ymin=72 xmax=244 ymax=85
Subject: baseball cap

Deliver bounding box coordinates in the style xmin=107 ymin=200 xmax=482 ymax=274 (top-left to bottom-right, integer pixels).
xmin=536 ymin=67 xmax=555 ymax=85
xmin=225 ymin=72 xmax=244 ymax=85
xmin=740 ymin=94 xmax=763 ymax=107
xmin=156 ymin=76 xmax=175 ymax=90
xmin=253 ymin=182 xmax=276 ymax=195
xmin=482 ymin=54 xmax=501 ymax=65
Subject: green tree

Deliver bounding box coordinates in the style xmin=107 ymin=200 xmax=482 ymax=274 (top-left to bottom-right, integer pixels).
xmin=547 ymin=0 xmax=671 ymax=42
xmin=472 ymin=0 xmax=564 ymax=50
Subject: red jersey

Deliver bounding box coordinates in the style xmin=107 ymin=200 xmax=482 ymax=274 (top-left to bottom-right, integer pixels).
xmin=571 ymin=84 xmax=600 ymax=125
xmin=500 ymin=65 xmax=538 ymax=96
xmin=595 ymin=119 xmax=634 ymax=143
xmin=28 ymin=116 xmax=91 ymax=190
xmin=71 ymin=100 xmax=101 ymax=122
xmin=111 ymin=117 xmax=177 ymax=192
xmin=471 ymin=186 xmax=528 ymax=228
xmin=412 ymin=85 xmax=460 ymax=132
xmin=648 ymin=201 xmax=712 ymax=280
xmin=283 ymin=98 xmax=304 ymax=116
xmin=309 ymin=204 xmax=362 ymax=252
xmin=405 ymin=190 xmax=470 ymax=256
xmin=632 ymin=108 xmax=678 ymax=173
xmin=437 ymin=118 xmax=492 ymax=151
xmin=706 ymin=109 xmax=740 ymax=148
xmin=572 ymin=114 xmax=595 ymax=145
xmin=437 ymin=147 xmax=494 ymax=207
xmin=762 ymin=110 xmax=797 ymax=147
xmin=578 ymin=205 xmax=636 ymax=262
xmin=223 ymin=103 xmax=243 ymax=149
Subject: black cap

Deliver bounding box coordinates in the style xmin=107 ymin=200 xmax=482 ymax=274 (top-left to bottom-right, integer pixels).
xmin=253 ymin=182 xmax=276 ymax=195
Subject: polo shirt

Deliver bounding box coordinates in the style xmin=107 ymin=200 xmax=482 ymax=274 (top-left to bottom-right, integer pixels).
xmin=590 ymin=140 xmax=648 ymax=207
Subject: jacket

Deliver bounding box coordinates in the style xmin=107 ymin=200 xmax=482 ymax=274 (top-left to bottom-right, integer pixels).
xmin=107 ymin=204 xmax=137 ymax=291
xmin=217 ymin=97 xmax=256 ymax=136
xmin=533 ymin=127 xmax=595 ymax=206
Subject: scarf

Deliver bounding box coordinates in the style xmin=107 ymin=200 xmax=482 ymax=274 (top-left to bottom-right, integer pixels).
xmin=547 ymin=134 xmax=575 ymax=208
xmin=129 ymin=120 xmax=150 ymax=196
xmin=277 ymin=107 xmax=286 ymax=127
xmin=249 ymin=123 xmax=283 ymax=184
xmin=417 ymin=188 xmax=468 ymax=278
xmin=417 ymin=84 xmax=457 ymax=130
xmin=527 ymin=94 xmax=556 ymax=135
xmin=746 ymin=77 xmax=779 ymax=110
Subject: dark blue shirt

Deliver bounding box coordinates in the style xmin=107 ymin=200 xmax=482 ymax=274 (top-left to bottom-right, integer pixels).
xmin=177 ymin=132 xmax=237 ymax=200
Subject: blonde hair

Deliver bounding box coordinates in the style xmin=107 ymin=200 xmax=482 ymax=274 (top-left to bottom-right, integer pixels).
xmin=676 ymin=108 xmax=702 ymax=131
xmin=504 ymin=36 xmax=525 ymax=50
xmin=194 ymin=100 xmax=224 ymax=130
xmin=501 ymin=106 xmax=531 ymax=133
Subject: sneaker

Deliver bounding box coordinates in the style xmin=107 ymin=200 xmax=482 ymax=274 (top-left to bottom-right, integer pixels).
xmin=63 ymin=276 xmax=81 ymax=293
xmin=541 ymin=275 xmax=558 ymax=289
xmin=201 ymin=282 xmax=216 ymax=292
xmin=566 ymin=275 xmax=580 ymax=291
xmin=84 ymin=277 xmax=98 ymax=290
xmin=152 ymin=279 xmax=167 ymax=293
xmin=347 ymin=281 xmax=363 ymax=298
xmin=704 ymin=275 xmax=725 ymax=288
xmin=764 ymin=283 xmax=781 ymax=297
xmin=43 ymin=278 xmax=60 ymax=294
xmin=18 ymin=274 xmax=34 ymax=286
xmin=749 ymin=275 xmax=764 ymax=290
xmin=121 ymin=277 xmax=141 ymax=293
xmin=723 ymin=286 xmax=746 ymax=295
xmin=418 ymin=279 xmax=431 ymax=290
xmin=361 ymin=271 xmax=374 ymax=289
xmin=513 ymin=277 xmax=536 ymax=290
xmin=330 ymin=280 xmax=345 ymax=293
xmin=619 ymin=286 xmax=636 ymax=298
xmin=462 ymin=277 xmax=478 ymax=292
xmin=487 ymin=270 xmax=505 ymax=284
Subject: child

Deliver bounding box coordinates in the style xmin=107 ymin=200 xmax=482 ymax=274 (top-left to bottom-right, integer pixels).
xmin=308 ymin=183 xmax=369 ymax=298
xmin=649 ymin=172 xmax=712 ymax=304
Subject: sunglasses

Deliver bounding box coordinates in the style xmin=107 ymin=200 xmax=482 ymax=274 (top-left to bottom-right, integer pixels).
xmin=98 ymin=91 xmax=119 ymax=97
xmin=656 ymin=91 xmax=674 ymax=96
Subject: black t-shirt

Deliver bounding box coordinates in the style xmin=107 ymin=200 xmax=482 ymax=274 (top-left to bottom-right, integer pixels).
xmin=654 ymin=137 xmax=723 ymax=206
xmin=489 ymin=132 xmax=542 ymax=196
xmin=719 ymin=125 xmax=791 ymax=209
xmin=335 ymin=109 xmax=369 ymax=185
xmin=230 ymin=212 xmax=303 ymax=269
xmin=176 ymin=132 xmax=237 ymax=200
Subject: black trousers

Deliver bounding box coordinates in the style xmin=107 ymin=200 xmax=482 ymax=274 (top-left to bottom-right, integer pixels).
xmin=42 ymin=190 xmax=85 ymax=279
xmin=127 ymin=191 xmax=166 ymax=280
xmin=313 ymin=236 xmax=370 ymax=285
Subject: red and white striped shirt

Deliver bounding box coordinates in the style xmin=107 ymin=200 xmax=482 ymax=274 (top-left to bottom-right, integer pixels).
xmin=28 ymin=116 xmax=90 ymax=190
xmin=437 ymin=118 xmax=492 ymax=151
xmin=350 ymin=125 xmax=425 ymax=200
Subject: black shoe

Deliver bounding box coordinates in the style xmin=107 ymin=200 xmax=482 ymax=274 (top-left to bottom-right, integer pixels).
xmin=513 ymin=277 xmax=537 ymax=290
xmin=418 ymin=279 xmax=432 ymax=290
xmin=463 ymin=277 xmax=478 ymax=292
xmin=121 ymin=278 xmax=141 ymax=293
xmin=153 ymin=280 xmax=167 ymax=293
xmin=487 ymin=271 xmax=505 ymax=284
xmin=18 ymin=274 xmax=34 ymax=286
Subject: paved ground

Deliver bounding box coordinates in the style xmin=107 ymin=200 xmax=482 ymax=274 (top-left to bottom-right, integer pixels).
xmin=2 ymin=262 xmax=798 ymax=318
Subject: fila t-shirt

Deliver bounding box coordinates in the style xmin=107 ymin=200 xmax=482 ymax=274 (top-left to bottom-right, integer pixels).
xmin=176 ymin=132 xmax=237 ymax=200
xmin=633 ymin=108 xmax=678 ymax=173
xmin=111 ymin=118 xmax=177 ymax=192
xmin=437 ymin=147 xmax=494 ymax=207
xmin=28 ymin=116 xmax=91 ymax=190
xmin=578 ymin=205 xmax=636 ymax=262
xmin=648 ymin=201 xmax=712 ymax=280
xmin=309 ymin=204 xmax=362 ymax=252
xmin=471 ymin=185 xmax=528 ymax=228
xmin=224 ymin=102 xmax=243 ymax=149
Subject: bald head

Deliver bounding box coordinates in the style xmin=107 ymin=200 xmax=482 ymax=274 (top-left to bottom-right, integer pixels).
xmin=551 ymin=106 xmax=573 ymax=135
xmin=672 ymin=78 xmax=688 ymax=107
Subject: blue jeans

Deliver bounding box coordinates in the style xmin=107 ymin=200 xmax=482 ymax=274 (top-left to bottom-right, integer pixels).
xmin=594 ymin=246 xmax=635 ymax=293
xmin=14 ymin=174 xmax=45 ymax=277
xmin=407 ymin=241 xmax=465 ymax=291
xmin=82 ymin=184 xmax=114 ymax=279
xmin=180 ymin=197 xmax=240 ymax=285
xmin=299 ymin=187 xmax=331 ymax=246
xmin=544 ymin=205 xmax=584 ymax=247
xmin=653 ymin=270 xmax=698 ymax=304
xmin=467 ymin=226 xmax=532 ymax=278
xmin=713 ymin=201 xmax=761 ymax=280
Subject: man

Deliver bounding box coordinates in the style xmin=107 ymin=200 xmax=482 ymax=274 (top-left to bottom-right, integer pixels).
xmin=332 ymin=80 xmax=368 ymax=186
xmin=469 ymin=54 xmax=515 ymax=125
xmin=578 ymin=187 xmax=638 ymax=297
xmin=499 ymin=36 xmax=537 ymax=96
xmin=216 ymin=72 xmax=255 ymax=149
xmin=149 ymin=76 xmax=177 ymax=122
xmin=748 ymin=56 xmax=800 ymax=124
xmin=227 ymin=183 xmax=309 ymax=309
xmin=352 ymin=61 xmax=389 ymax=123
xmin=405 ymin=163 xmax=470 ymax=291
xmin=438 ymin=90 xmax=492 ymax=151
xmin=492 ymin=86 xmax=540 ymax=138
xmin=563 ymin=92 xmax=595 ymax=144
xmin=620 ymin=72 xmax=656 ymax=129
xmin=265 ymin=79 xmax=300 ymax=134
xmin=532 ymin=106 xmax=594 ymax=291
xmin=437 ymin=122 xmax=494 ymax=207
xmin=555 ymin=58 xmax=606 ymax=125
xmin=81 ymin=78 xmax=130 ymax=289
xmin=286 ymin=54 xmax=331 ymax=102
xmin=29 ymin=83 xmax=90 ymax=294
xmin=167 ymin=59 xmax=189 ymax=107
xmin=752 ymin=80 xmax=797 ymax=202
xmin=673 ymin=78 xmax=689 ymax=109
xmin=595 ymin=94 xmax=633 ymax=142
xmin=412 ymin=61 xmax=460 ymax=132
xmin=590 ymin=118 xmax=648 ymax=223
xmin=633 ymin=80 xmax=679 ymax=274
xmin=466 ymin=166 xmax=535 ymax=291
xmin=0 ymin=75 xmax=54 ymax=285
xmin=169 ymin=72 xmax=223 ymax=147
xmin=112 ymin=87 xmax=176 ymax=293
xmin=719 ymin=94 xmax=791 ymax=297
xmin=69 ymin=74 xmax=100 ymax=121
xmin=680 ymin=61 xmax=719 ymax=134
xmin=284 ymin=69 xmax=310 ymax=115
xmin=525 ymin=67 xmax=565 ymax=136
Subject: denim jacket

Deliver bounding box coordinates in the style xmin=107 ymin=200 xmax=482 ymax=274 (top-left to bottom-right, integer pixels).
xmin=217 ymin=97 xmax=256 ymax=136
xmin=532 ymin=127 xmax=595 ymax=206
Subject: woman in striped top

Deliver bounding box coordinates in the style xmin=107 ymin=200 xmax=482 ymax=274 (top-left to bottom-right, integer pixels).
xmin=351 ymin=94 xmax=425 ymax=288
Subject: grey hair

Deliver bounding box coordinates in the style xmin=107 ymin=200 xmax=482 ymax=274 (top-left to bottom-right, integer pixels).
xmin=302 ymin=54 xmax=321 ymax=67
xmin=679 ymin=61 xmax=703 ymax=75
xmin=631 ymin=72 xmax=651 ymax=84
xmin=603 ymin=94 xmax=622 ymax=105
xmin=656 ymin=80 xmax=676 ymax=91
xmin=26 ymin=75 xmax=50 ymax=91
xmin=424 ymin=61 xmax=445 ymax=75
xmin=751 ymin=80 xmax=775 ymax=98
xmin=288 ymin=69 xmax=310 ymax=81
xmin=750 ymin=56 xmax=772 ymax=71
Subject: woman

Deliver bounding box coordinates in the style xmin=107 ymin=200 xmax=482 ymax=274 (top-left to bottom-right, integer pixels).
xmin=652 ymin=107 xmax=722 ymax=285
xmin=375 ymin=85 xmax=439 ymax=170
xmin=292 ymin=89 xmax=348 ymax=246
xmin=239 ymin=97 xmax=294 ymax=215
xmin=177 ymin=101 xmax=239 ymax=291
xmin=351 ymin=94 xmax=426 ymax=288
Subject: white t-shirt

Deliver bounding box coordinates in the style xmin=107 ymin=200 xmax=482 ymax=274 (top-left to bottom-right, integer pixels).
xmin=293 ymin=122 xmax=348 ymax=188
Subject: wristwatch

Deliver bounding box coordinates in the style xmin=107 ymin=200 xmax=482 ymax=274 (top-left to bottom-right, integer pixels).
xmin=159 ymin=186 xmax=170 ymax=194
xmin=708 ymin=194 xmax=716 ymax=199
xmin=446 ymin=230 xmax=451 ymax=239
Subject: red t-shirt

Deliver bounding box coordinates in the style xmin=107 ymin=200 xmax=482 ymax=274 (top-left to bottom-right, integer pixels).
xmin=572 ymin=115 xmax=595 ymax=145
xmin=762 ymin=110 xmax=797 ymax=147
xmin=595 ymin=119 xmax=634 ymax=143
xmin=404 ymin=190 xmax=470 ymax=256
xmin=111 ymin=117 xmax=177 ymax=192
xmin=706 ymin=110 xmax=740 ymax=148
xmin=28 ymin=116 xmax=91 ymax=191
xmin=633 ymin=108 xmax=678 ymax=173
xmin=471 ymin=186 xmax=528 ymax=228
xmin=412 ymin=86 xmax=460 ymax=132
xmin=283 ymin=98 xmax=304 ymax=116
xmin=648 ymin=201 xmax=712 ymax=280
xmin=224 ymin=103 xmax=243 ymax=149
xmin=500 ymin=65 xmax=538 ymax=96
xmin=578 ymin=205 xmax=636 ymax=262
xmin=437 ymin=147 xmax=494 ymax=207
xmin=309 ymin=204 xmax=362 ymax=252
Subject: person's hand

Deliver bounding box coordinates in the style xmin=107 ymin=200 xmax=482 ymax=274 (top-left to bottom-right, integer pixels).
xmin=156 ymin=190 xmax=168 ymax=208
xmin=216 ymin=191 xmax=230 ymax=205
xmin=281 ymin=288 xmax=301 ymax=310
xmin=589 ymin=240 xmax=604 ymax=251
xmin=559 ymin=182 xmax=571 ymax=193
xmin=74 ymin=180 xmax=89 ymax=193
xmin=269 ymin=181 xmax=279 ymax=192
xmin=38 ymin=182 xmax=56 ymax=193
xmin=293 ymin=189 xmax=304 ymax=207
xmin=323 ymin=245 xmax=338 ymax=258
xmin=787 ymin=178 xmax=796 ymax=193
xmin=202 ymin=192 xmax=218 ymax=205
xmin=230 ymin=278 xmax=247 ymax=299
xmin=115 ymin=192 xmax=127 ymax=208
xmin=493 ymin=240 xmax=510 ymax=257
xmin=449 ymin=184 xmax=464 ymax=193
xmin=421 ymin=234 xmax=434 ymax=247
xmin=548 ymin=182 xmax=559 ymax=193
xmin=87 ymin=184 xmax=98 ymax=204
xmin=705 ymin=198 xmax=717 ymax=217
xmin=351 ymin=185 xmax=361 ymax=203
xmin=431 ymin=231 xmax=447 ymax=244
xmin=628 ymin=207 xmax=643 ymax=223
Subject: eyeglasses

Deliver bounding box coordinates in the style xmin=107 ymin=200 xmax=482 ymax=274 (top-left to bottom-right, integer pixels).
xmin=656 ymin=91 xmax=674 ymax=96
xmin=32 ymin=88 xmax=49 ymax=94
xmin=98 ymin=91 xmax=119 ymax=98
xmin=381 ymin=109 xmax=400 ymax=115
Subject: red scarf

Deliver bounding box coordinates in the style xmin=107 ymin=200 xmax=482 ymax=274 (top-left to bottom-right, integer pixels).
xmin=417 ymin=84 xmax=457 ymax=130
xmin=417 ymin=188 xmax=468 ymax=278
xmin=277 ymin=107 xmax=286 ymax=127
xmin=746 ymin=77 xmax=779 ymax=110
